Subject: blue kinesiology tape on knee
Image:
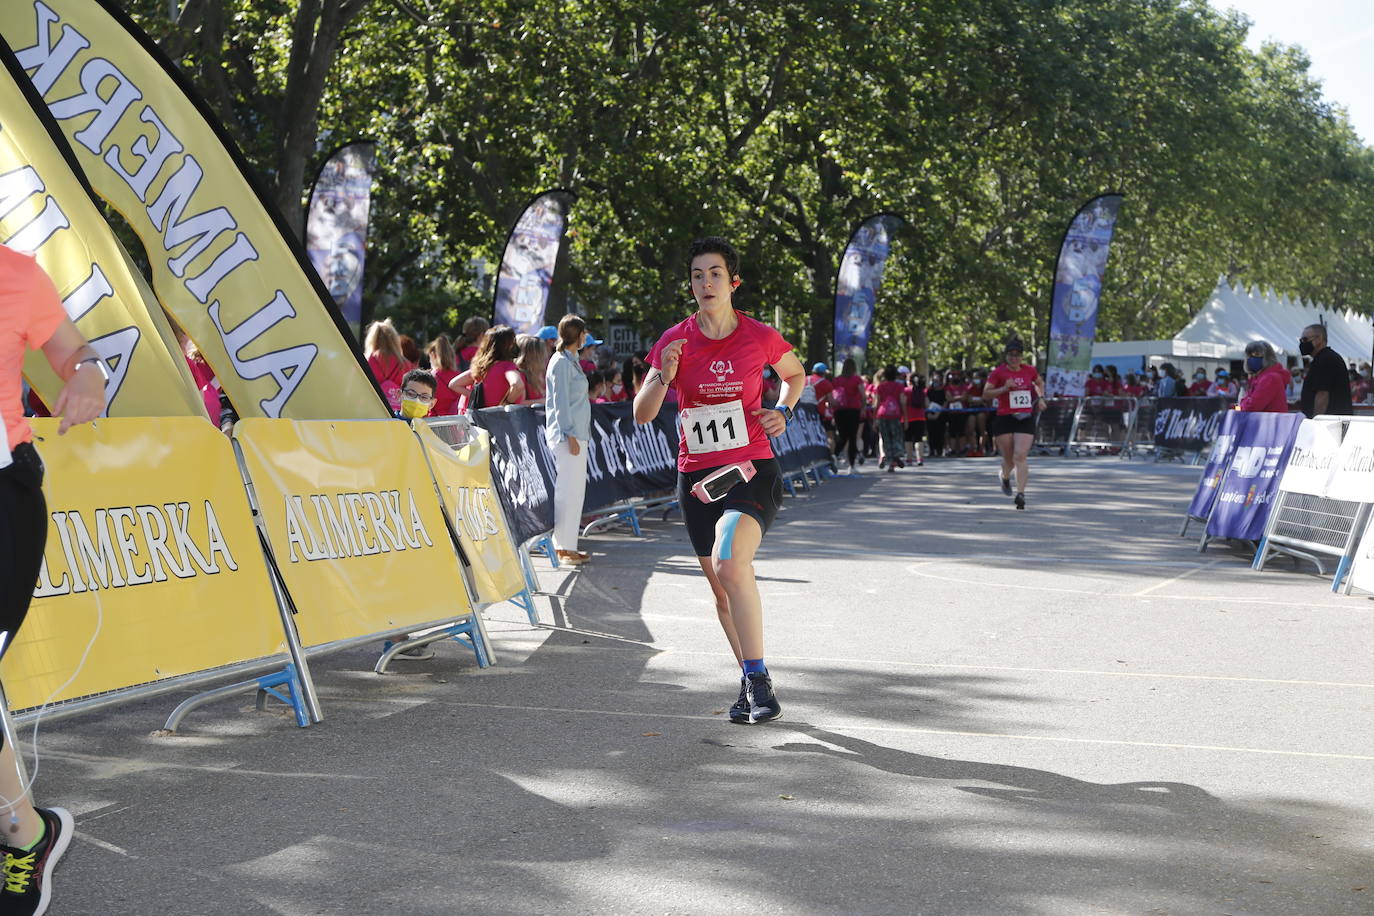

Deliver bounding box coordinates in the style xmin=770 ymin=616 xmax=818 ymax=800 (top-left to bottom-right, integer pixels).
xmin=718 ymin=510 xmax=744 ymax=561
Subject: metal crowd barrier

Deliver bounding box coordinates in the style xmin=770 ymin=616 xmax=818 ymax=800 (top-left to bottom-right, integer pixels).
xmin=1125 ymin=397 xmax=1157 ymax=457
xmin=1033 ymin=397 xmax=1080 ymax=453
xmin=1255 ymin=415 xmax=1374 ymax=586
xmin=1034 ymin=396 xmax=1143 ymax=457
xmin=1071 ymin=396 xmax=1139 ymax=455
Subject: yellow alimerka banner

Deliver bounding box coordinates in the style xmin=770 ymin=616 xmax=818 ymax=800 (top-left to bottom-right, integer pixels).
xmin=413 ymin=422 xmax=528 ymax=606
xmin=1 ymin=2 xmax=388 ymax=420
xmin=233 ymin=419 xmax=475 ymax=648
xmin=2 ymin=418 xmax=288 ymax=711
xmin=0 ymin=41 xmax=204 ymax=419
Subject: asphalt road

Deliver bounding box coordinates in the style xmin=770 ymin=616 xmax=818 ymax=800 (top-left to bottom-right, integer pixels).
xmin=19 ymin=456 xmax=1374 ymax=915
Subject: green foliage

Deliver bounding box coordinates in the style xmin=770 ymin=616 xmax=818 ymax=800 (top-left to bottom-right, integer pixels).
xmin=129 ymin=0 xmax=1374 ymax=366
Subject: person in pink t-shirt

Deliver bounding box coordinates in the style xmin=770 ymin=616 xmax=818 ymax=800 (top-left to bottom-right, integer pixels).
xmin=1 ymin=247 xmax=106 ymax=910
xmin=425 ymin=335 xmax=462 ymax=416
xmin=872 ymin=365 xmax=909 ymax=471
xmin=448 ymin=326 xmax=525 ymax=411
xmin=983 ymin=337 xmax=1045 ymax=509
xmin=829 ymin=359 xmax=866 ymax=470
xmin=364 ymin=319 xmax=415 ymax=412
xmin=634 ymin=237 xmax=805 ymax=726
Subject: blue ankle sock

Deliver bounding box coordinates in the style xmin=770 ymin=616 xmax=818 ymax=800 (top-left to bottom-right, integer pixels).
xmin=742 ymin=658 xmax=766 ymax=675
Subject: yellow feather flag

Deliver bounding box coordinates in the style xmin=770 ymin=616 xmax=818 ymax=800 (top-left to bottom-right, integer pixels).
xmin=0 ymin=39 xmax=204 ymax=419
xmin=2 ymin=2 xmax=388 ymax=419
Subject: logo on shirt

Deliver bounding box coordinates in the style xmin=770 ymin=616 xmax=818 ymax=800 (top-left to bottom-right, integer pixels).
xmin=709 ymin=359 xmax=735 ymax=382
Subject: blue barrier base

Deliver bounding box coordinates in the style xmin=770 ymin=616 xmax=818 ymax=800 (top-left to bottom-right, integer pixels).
xmin=378 ymin=617 xmax=491 ymax=674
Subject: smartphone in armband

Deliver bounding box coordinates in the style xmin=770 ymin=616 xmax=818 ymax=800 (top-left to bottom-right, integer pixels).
xmin=691 ymin=460 xmax=757 ymax=504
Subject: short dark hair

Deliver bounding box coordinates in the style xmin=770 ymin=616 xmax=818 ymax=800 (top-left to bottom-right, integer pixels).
xmin=883 ymin=364 xmax=898 ymax=382
xmin=687 ymin=237 xmax=740 ymax=279
xmin=403 ymin=368 xmax=436 ymax=391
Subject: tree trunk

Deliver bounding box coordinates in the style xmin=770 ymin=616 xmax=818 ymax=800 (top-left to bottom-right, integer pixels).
xmin=272 ymin=0 xmax=368 ymax=239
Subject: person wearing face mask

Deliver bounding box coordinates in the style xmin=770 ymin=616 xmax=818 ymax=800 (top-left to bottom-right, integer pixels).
xmin=1186 ymin=368 xmax=1210 ymax=397
xmin=1236 ymin=341 xmax=1289 ymax=413
xmin=1154 ymin=363 xmax=1180 ymax=398
xmin=1085 ymin=364 xmax=1115 ymax=397
xmin=396 ymin=369 xmax=437 ymax=421
xmin=1208 ymin=369 xmax=1237 ymax=399
xmin=1298 ymin=324 xmax=1353 ymax=418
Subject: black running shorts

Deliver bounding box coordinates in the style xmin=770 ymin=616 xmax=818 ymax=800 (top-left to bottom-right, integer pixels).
xmin=2 ymin=442 xmax=47 ymax=651
xmin=676 ymin=457 xmax=783 ymax=558
xmin=991 ymin=413 xmax=1037 ymax=437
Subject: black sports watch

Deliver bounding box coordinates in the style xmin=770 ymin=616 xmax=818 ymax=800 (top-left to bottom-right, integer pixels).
xmin=772 ymin=404 xmax=793 ymax=425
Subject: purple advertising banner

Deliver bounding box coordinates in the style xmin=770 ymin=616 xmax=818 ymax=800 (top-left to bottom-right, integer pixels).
xmin=493 ymin=191 xmax=572 ymax=336
xmin=833 ymin=214 xmax=900 ymax=374
xmin=306 ymin=142 xmax=376 ymax=337
xmin=1046 ymin=194 xmax=1123 ymax=396
xmin=1185 ymin=409 xmax=1242 ymax=520
xmin=1205 ymin=411 xmax=1303 ymax=541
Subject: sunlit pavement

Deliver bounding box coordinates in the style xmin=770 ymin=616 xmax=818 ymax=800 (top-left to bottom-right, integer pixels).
xmin=27 ymin=456 xmax=1373 ymax=915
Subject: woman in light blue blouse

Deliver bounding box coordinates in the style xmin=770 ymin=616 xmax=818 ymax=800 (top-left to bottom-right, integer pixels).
xmin=544 ymin=314 xmax=593 ymax=564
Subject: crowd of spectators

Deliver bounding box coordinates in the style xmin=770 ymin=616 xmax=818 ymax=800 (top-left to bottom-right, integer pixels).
xmin=358 ymin=315 xmax=639 ymax=417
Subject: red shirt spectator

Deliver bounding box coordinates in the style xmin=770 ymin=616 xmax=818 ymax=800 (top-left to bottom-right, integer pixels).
xmin=1238 ymin=363 xmax=1290 ymax=413
xmin=431 ymin=368 xmax=461 ymax=416
xmin=874 ymin=380 xmax=907 ymax=419
xmin=808 ymin=372 xmax=834 ymax=404
xmin=944 ymin=380 xmax=971 ymax=409
xmin=906 ymin=385 xmax=926 ymax=420
xmin=460 ymin=359 xmax=523 ymax=409
xmin=1085 ymin=375 xmax=1117 ymax=397
xmin=367 ymin=353 xmax=415 ymax=411
xmin=831 ymin=373 xmax=866 ymax=410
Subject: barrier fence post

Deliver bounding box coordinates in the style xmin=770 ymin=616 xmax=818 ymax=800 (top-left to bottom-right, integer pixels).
xmin=233 ymin=437 xmax=324 ymax=725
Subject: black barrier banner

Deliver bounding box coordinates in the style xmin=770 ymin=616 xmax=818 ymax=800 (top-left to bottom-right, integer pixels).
xmin=584 ymin=402 xmax=679 ymax=512
xmin=474 ymin=401 xmax=830 ymax=543
xmin=469 ymin=406 xmax=557 ymax=545
xmin=770 ymin=403 xmax=831 ymax=473
xmin=1154 ymin=397 xmax=1228 ymax=452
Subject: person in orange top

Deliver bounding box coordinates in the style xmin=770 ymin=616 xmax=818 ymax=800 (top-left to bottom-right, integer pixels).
xmin=1 ymin=246 xmax=106 ymax=913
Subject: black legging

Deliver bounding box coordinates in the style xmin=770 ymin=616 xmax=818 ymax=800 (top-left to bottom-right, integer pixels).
xmin=1 ymin=443 xmax=47 ymax=751
xmin=834 ymin=408 xmax=862 ymax=465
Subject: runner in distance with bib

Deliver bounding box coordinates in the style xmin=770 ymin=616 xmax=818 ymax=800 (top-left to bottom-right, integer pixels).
xmin=983 ymin=336 xmax=1046 ymax=510
xmin=634 ymin=237 xmax=807 ymax=725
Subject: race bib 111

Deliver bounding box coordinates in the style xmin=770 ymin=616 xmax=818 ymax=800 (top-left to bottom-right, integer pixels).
xmin=683 ymin=400 xmax=749 ymax=454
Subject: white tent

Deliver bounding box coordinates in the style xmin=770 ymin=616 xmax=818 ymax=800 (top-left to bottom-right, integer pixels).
xmin=1092 ymin=277 xmax=1372 ymax=365
xmin=1173 ymin=277 xmax=1372 ymax=362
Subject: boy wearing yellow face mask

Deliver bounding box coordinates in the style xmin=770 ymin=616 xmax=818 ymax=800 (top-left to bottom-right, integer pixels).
xmin=398 ymin=369 xmax=437 ymax=420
